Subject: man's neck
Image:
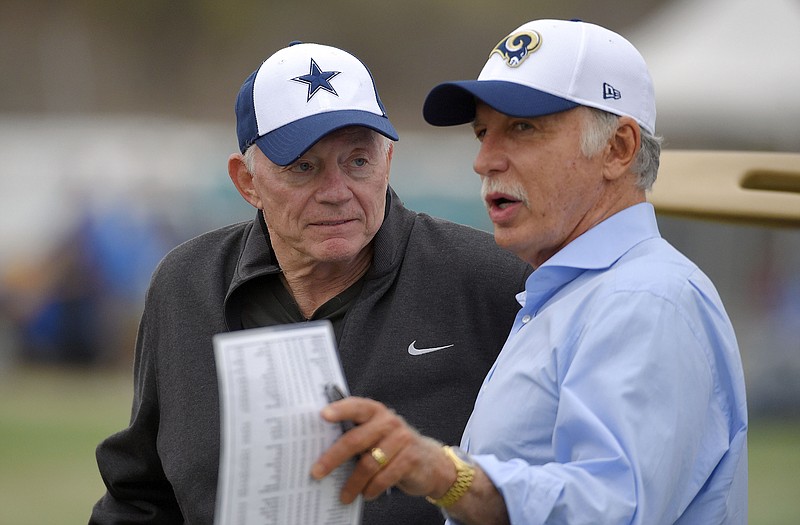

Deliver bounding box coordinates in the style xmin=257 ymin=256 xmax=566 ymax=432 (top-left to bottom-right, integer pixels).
xmin=278 ymin=247 xmax=373 ymax=319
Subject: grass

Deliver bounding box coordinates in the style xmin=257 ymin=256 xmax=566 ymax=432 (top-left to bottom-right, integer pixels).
xmin=1 ymin=365 xmax=798 ymax=524
xmin=0 ymin=364 xmax=132 ymax=525
xmin=747 ymin=416 xmax=800 ymax=524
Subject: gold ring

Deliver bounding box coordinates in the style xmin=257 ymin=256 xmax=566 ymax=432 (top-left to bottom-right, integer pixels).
xmin=370 ymin=447 xmax=389 ymax=468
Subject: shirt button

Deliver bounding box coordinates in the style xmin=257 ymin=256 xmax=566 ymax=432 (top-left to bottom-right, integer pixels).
xmin=521 ymin=314 xmax=532 ymax=324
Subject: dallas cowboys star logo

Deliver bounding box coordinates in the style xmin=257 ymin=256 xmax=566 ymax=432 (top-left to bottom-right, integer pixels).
xmin=291 ymin=58 xmax=341 ymax=101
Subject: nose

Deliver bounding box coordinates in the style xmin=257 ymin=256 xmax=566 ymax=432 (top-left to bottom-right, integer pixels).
xmin=473 ymin=132 xmax=508 ymax=178
xmin=316 ymin=164 xmax=353 ymax=204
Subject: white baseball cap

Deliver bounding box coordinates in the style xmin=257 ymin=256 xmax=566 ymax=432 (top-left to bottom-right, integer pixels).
xmin=423 ymin=19 xmax=656 ymax=134
xmin=236 ymin=42 xmax=398 ymax=166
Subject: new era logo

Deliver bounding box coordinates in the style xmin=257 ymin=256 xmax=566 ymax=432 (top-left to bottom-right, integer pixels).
xmin=603 ymin=82 xmax=621 ymax=100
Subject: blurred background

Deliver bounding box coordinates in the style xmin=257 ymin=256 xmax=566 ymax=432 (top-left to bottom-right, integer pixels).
xmin=1 ymin=0 xmax=798 ymax=523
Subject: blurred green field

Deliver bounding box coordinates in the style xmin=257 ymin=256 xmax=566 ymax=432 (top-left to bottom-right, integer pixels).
xmin=1 ymin=364 xmax=798 ymax=524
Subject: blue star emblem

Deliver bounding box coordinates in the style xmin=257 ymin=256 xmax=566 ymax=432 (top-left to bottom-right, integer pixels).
xmin=291 ymin=59 xmax=341 ymax=101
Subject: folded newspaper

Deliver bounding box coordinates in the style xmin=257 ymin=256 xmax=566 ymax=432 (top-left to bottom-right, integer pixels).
xmin=213 ymin=321 xmax=362 ymax=525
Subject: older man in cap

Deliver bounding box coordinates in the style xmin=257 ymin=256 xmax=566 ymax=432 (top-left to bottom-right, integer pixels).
xmin=89 ymin=42 xmax=530 ymax=525
xmin=313 ymin=19 xmax=747 ymax=525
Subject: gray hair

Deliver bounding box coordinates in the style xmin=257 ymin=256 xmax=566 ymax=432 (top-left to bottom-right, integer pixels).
xmin=580 ymin=107 xmax=662 ymax=191
xmin=242 ymin=144 xmax=258 ymax=174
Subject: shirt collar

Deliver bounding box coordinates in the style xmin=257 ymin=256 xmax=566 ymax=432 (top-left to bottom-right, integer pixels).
xmin=517 ymin=203 xmax=661 ymax=312
xmin=541 ymin=202 xmax=661 ymax=272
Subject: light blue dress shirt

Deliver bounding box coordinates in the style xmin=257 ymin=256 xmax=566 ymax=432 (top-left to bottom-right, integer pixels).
xmin=457 ymin=203 xmax=748 ymax=524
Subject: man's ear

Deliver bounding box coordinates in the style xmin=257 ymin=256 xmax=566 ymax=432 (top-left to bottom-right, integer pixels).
xmin=604 ymin=117 xmax=640 ymax=181
xmin=228 ymin=153 xmax=262 ymax=209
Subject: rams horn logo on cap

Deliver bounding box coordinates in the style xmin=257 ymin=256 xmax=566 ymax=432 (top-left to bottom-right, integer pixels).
xmin=490 ymin=30 xmax=542 ymax=67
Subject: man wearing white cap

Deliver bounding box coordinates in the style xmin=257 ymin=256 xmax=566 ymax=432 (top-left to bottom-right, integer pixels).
xmin=313 ymin=20 xmax=748 ymax=524
xmin=89 ymin=42 xmax=531 ymax=524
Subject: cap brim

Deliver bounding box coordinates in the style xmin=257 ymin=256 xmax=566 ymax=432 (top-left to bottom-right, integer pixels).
xmin=423 ymin=80 xmax=580 ymax=126
xmin=255 ymin=110 xmax=399 ymax=166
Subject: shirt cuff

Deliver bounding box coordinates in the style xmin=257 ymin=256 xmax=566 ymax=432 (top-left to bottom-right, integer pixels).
xmin=471 ymin=454 xmax=564 ymax=525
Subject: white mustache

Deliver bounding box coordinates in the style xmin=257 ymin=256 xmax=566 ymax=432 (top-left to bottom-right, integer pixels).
xmin=480 ymin=177 xmax=529 ymax=207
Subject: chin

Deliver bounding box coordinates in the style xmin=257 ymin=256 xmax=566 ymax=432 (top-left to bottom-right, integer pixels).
xmin=491 ymin=226 xmax=515 ymax=249
xmin=313 ymin=240 xmax=367 ymax=263
xmin=491 ymin=228 xmax=531 ymax=261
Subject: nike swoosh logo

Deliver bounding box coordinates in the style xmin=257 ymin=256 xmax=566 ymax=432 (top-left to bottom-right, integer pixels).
xmin=407 ymin=341 xmax=455 ymax=356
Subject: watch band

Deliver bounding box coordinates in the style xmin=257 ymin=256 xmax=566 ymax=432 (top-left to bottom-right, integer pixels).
xmin=426 ymin=446 xmax=475 ymax=508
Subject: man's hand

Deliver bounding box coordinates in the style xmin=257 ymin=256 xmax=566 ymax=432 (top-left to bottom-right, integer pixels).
xmin=310 ymin=396 xmax=456 ymax=503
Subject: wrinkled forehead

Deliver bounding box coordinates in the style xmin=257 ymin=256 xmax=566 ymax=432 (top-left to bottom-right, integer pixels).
xmin=290 ymin=126 xmax=390 ymax=164
xmin=473 ymin=99 xmax=585 ymax=123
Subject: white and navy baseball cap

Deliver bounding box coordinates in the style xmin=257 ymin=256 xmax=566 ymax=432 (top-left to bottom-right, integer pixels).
xmin=236 ymin=42 xmax=399 ymax=166
xmin=423 ymin=19 xmax=656 ymax=134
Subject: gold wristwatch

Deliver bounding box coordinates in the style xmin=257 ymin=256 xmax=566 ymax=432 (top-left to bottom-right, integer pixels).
xmin=426 ymin=446 xmax=476 ymax=508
